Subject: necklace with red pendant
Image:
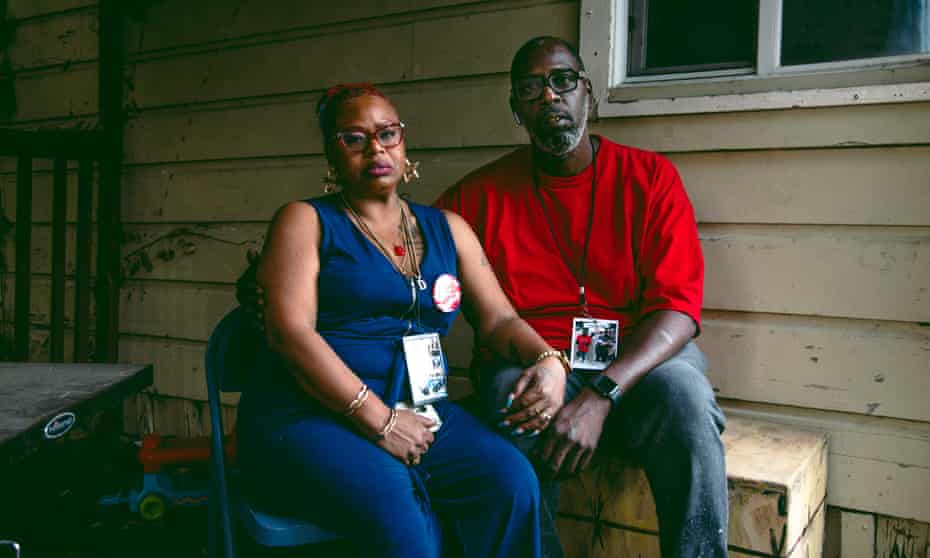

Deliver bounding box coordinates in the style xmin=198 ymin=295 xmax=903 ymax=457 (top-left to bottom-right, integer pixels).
xmin=341 ymin=194 xmax=423 ymax=290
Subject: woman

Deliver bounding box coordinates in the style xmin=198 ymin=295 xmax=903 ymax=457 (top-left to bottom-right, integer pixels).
xmin=236 ymin=83 xmax=570 ymax=558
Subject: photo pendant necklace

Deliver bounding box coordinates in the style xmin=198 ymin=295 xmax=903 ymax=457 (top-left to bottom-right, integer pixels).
xmin=531 ymin=135 xmax=599 ymax=317
xmin=532 ymin=137 xmax=622 ymax=371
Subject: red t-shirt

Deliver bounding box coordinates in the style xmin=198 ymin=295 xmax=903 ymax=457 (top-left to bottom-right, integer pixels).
xmin=575 ymin=334 xmax=593 ymax=353
xmin=435 ymin=136 xmax=703 ymax=351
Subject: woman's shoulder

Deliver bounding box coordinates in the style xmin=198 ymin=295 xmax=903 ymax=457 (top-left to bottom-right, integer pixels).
xmin=266 ymin=200 xmax=322 ymax=243
xmin=437 ymin=207 xmax=467 ymax=229
xmin=301 ymin=192 xmax=342 ymax=214
xmin=273 ymin=198 xmax=319 ymax=223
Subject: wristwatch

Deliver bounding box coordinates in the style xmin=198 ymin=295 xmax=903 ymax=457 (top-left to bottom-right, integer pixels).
xmin=588 ymin=374 xmax=623 ymax=407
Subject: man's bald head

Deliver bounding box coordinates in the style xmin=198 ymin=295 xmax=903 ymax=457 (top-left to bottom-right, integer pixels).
xmin=510 ymin=36 xmax=586 ymax=82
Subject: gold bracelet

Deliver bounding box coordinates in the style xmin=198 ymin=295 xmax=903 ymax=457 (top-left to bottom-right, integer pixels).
xmin=344 ymin=384 xmax=370 ymax=416
xmin=535 ymin=349 xmax=572 ymax=375
xmin=378 ymin=409 xmax=399 ymax=439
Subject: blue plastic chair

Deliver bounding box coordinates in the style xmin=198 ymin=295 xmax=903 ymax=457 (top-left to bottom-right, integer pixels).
xmin=205 ymin=307 xmax=340 ymax=558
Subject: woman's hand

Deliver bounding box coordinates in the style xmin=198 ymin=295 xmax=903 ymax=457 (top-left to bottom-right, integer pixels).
xmin=502 ymin=357 xmax=566 ymax=434
xmin=376 ymin=410 xmax=436 ymax=466
xmin=444 ymin=210 xmax=568 ymax=426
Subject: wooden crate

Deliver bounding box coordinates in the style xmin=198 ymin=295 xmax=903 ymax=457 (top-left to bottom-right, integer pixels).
xmin=559 ymin=416 xmax=828 ymax=557
xmin=876 ymin=515 xmax=930 ymax=558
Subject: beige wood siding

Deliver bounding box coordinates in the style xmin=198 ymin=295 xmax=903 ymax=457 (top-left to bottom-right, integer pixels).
xmin=2 ymin=0 xmax=929 ymax=533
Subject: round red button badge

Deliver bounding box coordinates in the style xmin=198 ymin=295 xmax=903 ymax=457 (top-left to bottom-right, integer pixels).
xmin=432 ymin=273 xmax=462 ymax=313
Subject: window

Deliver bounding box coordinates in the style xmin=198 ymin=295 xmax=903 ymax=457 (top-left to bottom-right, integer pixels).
xmin=781 ymin=0 xmax=929 ymax=66
xmin=580 ymin=0 xmax=930 ymax=116
xmin=627 ymin=1 xmax=759 ymax=78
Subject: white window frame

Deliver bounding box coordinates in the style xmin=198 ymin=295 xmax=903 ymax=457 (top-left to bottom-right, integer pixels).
xmin=580 ymin=0 xmax=930 ymax=118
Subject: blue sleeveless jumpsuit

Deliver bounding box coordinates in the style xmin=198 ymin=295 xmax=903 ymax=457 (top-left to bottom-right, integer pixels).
xmin=237 ymin=195 xmax=541 ymax=558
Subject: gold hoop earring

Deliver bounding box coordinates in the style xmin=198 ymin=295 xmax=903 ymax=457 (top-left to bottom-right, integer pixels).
xmin=322 ymin=166 xmax=340 ymax=193
xmin=402 ymin=159 xmax=421 ymax=184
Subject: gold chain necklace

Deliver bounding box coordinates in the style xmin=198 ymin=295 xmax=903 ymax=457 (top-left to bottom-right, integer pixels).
xmin=341 ymin=194 xmax=425 ymax=290
xmin=398 ymin=203 xmax=427 ymax=291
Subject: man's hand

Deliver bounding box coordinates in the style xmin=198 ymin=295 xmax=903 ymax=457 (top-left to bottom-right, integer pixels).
xmin=235 ymin=248 xmax=265 ymax=333
xmin=502 ymin=358 xmax=566 ymax=435
xmin=536 ymin=390 xmax=611 ymax=478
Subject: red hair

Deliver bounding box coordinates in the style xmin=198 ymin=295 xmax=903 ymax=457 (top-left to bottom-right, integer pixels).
xmin=316 ymin=82 xmax=391 ymax=140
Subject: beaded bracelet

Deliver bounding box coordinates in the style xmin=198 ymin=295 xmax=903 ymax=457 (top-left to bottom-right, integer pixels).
xmin=344 ymin=384 xmax=370 ymax=416
xmin=535 ymin=349 xmax=572 ymax=375
xmin=377 ymin=409 xmax=399 ymax=439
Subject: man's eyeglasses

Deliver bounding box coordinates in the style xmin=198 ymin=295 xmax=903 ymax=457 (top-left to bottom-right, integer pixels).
xmin=335 ymin=122 xmax=405 ymax=152
xmin=512 ymin=69 xmax=587 ymax=103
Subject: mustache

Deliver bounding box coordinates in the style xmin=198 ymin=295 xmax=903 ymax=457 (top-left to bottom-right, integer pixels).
xmin=537 ymin=108 xmax=573 ymax=124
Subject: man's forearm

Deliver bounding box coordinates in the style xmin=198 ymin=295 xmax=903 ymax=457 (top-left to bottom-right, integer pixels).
xmin=598 ymin=310 xmax=696 ymax=395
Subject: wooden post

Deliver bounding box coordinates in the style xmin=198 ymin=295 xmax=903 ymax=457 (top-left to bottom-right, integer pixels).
xmin=50 ymin=158 xmax=67 ymax=362
xmin=14 ymin=155 xmax=33 ymax=361
xmin=96 ymin=0 xmax=125 ymax=362
xmin=74 ymin=160 xmax=93 ymax=362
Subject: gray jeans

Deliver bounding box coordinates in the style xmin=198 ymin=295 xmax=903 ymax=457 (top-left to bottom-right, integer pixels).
xmin=476 ymin=341 xmax=729 ymax=558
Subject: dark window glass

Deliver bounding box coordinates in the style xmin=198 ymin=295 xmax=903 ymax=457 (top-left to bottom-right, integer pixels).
xmin=782 ymin=0 xmax=930 ymax=65
xmin=630 ymin=0 xmax=758 ymax=76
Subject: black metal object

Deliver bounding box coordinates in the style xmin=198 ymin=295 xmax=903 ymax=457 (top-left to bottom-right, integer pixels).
xmin=0 ymin=130 xmax=105 ymax=160
xmin=74 ymin=160 xmax=94 ymax=362
xmin=13 ymin=156 xmax=32 ymax=361
xmin=50 ymin=158 xmax=67 ymax=362
xmin=96 ymin=0 xmax=125 ymax=363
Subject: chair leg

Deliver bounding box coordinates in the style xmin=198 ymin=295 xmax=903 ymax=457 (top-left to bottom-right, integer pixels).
xmin=207 ymin=487 xmax=236 ymax=558
xmin=207 ymin=497 xmax=218 ymax=558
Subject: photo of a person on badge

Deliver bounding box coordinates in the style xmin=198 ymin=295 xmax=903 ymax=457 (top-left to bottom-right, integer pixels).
xmin=570 ymin=319 xmax=619 ymax=370
xmin=575 ymin=327 xmax=593 ymax=364
xmin=233 ymin=82 xmax=569 ymax=557
xmin=595 ymin=331 xmax=616 ymax=362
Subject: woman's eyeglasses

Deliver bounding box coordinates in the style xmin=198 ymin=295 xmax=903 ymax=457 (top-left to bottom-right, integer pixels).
xmin=335 ymin=122 xmax=405 ymax=152
xmin=512 ymin=69 xmax=587 ymax=103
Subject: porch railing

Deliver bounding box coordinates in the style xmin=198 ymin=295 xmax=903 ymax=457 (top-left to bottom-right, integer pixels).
xmin=0 ymin=129 xmax=118 ymax=362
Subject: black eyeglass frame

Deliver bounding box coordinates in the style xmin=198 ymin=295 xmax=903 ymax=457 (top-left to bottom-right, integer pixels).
xmin=511 ymin=69 xmax=589 ymax=103
xmin=334 ymin=121 xmax=406 ymax=152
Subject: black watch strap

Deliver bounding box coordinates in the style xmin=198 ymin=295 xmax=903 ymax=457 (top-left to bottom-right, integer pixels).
xmin=589 ymin=374 xmax=623 ymax=406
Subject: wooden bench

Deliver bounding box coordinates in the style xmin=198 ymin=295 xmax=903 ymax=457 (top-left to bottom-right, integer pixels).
xmin=558 ymin=416 xmax=828 ymax=557
xmin=448 ymin=376 xmax=829 ymax=557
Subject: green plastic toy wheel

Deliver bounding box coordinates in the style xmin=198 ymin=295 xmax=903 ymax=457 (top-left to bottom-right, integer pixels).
xmin=139 ymin=493 xmax=167 ymax=521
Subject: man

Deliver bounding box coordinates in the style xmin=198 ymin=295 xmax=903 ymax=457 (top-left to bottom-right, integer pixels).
xmin=238 ymin=36 xmax=728 ymax=557
xmin=574 ymin=328 xmax=592 ymax=363
xmin=433 ymin=37 xmax=728 ymax=557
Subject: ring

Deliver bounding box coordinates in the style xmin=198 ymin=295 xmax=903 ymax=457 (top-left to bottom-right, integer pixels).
xmin=540 ymin=412 xmax=552 ymax=422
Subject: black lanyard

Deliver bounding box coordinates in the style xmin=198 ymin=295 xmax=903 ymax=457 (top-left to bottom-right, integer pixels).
xmin=530 ymin=136 xmax=598 ymax=314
